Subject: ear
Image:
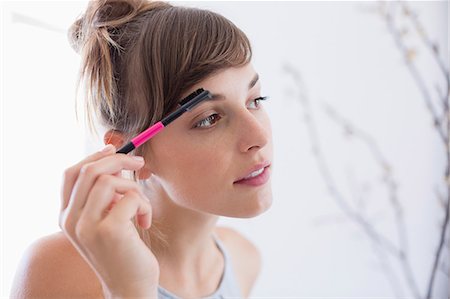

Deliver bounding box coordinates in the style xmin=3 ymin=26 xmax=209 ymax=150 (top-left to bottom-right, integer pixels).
xmin=104 ymin=130 xmax=125 ymax=148
xmin=104 ymin=129 xmax=153 ymax=180
xmin=137 ymin=167 xmax=152 ymax=180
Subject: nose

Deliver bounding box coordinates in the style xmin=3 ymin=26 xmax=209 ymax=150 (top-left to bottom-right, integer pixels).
xmin=236 ymin=110 xmax=270 ymax=153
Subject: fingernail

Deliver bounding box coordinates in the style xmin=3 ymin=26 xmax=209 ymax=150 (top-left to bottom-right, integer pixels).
xmin=101 ymin=144 xmax=115 ymax=153
xmin=132 ymin=156 xmax=144 ymax=162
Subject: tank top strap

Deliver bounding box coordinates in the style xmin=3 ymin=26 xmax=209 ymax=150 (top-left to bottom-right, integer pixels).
xmin=157 ymin=234 xmax=243 ymax=299
xmin=209 ymin=233 xmax=243 ymax=298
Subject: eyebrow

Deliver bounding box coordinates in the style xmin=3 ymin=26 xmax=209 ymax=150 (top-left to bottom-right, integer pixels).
xmin=209 ymin=73 xmax=259 ymax=100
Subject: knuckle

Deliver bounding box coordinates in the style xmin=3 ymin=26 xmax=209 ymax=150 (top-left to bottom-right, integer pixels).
xmin=131 ymin=189 xmax=150 ymax=206
xmin=63 ymin=167 xmax=73 ymax=179
xmin=96 ymin=174 xmax=114 ymax=186
xmin=127 ymin=189 xmax=141 ymax=200
xmin=120 ymin=191 xmax=138 ymax=207
xmin=122 ymin=154 xmax=143 ymax=165
xmin=62 ymin=167 xmax=74 ymax=181
xmin=79 ymin=163 xmax=96 ymax=176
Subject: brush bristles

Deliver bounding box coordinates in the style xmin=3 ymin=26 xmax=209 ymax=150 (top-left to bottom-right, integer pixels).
xmin=179 ymin=88 xmax=205 ymax=106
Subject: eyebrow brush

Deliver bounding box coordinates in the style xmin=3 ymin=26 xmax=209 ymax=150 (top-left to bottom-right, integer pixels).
xmin=116 ymin=88 xmax=212 ymax=154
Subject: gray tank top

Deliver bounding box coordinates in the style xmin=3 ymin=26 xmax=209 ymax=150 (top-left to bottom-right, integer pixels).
xmin=157 ymin=234 xmax=243 ymax=299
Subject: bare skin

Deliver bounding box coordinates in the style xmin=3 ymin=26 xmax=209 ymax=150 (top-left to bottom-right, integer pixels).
xmin=10 ymin=64 xmax=272 ymax=298
xmin=10 ymin=226 xmax=260 ymax=298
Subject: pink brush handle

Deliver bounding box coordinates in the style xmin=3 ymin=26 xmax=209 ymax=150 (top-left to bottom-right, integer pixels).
xmin=131 ymin=121 xmax=165 ymax=148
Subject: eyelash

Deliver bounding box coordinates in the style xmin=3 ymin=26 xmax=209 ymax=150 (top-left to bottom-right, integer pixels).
xmin=193 ymin=96 xmax=269 ymax=129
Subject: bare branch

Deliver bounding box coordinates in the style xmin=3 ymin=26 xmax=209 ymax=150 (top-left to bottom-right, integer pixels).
xmin=399 ymin=1 xmax=450 ymax=103
xmin=323 ymin=102 xmax=421 ymax=298
xmin=377 ymin=3 xmax=450 ymax=296
xmin=371 ymin=241 xmax=406 ymax=298
xmin=426 ymin=193 xmax=450 ymax=299
xmin=283 ymin=64 xmax=422 ymax=298
xmin=383 ymin=3 xmax=447 ymax=144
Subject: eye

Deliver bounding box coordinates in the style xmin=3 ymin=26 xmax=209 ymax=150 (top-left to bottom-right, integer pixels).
xmin=193 ymin=113 xmax=221 ymax=129
xmin=193 ymin=96 xmax=269 ymax=129
xmin=247 ymin=96 xmax=268 ymax=109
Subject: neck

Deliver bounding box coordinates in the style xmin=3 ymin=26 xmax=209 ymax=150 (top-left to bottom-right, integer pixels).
xmin=142 ymin=178 xmax=223 ymax=289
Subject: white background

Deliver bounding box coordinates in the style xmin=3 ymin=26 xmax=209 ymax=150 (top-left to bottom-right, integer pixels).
xmin=1 ymin=1 xmax=448 ymax=298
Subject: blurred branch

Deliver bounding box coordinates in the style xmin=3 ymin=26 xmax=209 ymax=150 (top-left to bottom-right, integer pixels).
xmin=283 ymin=3 xmax=449 ymax=296
xmin=398 ymin=2 xmax=450 ymax=99
xmin=381 ymin=1 xmax=448 ymax=144
xmin=377 ymin=2 xmax=450 ymax=298
xmin=371 ymin=240 xmax=406 ymax=298
xmin=283 ymin=64 xmax=420 ymax=298
xmin=439 ymin=262 xmax=449 ymax=277
xmin=346 ymin=168 xmax=369 ymax=218
xmin=323 ymin=103 xmax=421 ymax=297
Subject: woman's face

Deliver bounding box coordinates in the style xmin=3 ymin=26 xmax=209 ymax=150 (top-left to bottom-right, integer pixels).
xmin=145 ymin=63 xmax=273 ymax=218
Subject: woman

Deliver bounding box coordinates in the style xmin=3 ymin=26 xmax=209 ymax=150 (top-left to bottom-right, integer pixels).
xmin=11 ymin=0 xmax=273 ymax=298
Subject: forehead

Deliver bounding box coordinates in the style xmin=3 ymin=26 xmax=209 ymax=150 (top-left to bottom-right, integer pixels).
xmin=192 ymin=64 xmax=258 ymax=96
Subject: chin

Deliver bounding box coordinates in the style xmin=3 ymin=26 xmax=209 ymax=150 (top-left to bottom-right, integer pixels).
xmin=226 ymin=191 xmax=273 ymax=218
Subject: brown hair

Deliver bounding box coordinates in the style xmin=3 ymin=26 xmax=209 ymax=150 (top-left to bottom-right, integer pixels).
xmin=68 ymin=0 xmax=252 ymax=248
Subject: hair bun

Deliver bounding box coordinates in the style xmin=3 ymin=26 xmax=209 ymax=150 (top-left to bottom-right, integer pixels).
xmin=92 ymin=0 xmax=139 ymax=28
xmin=68 ymin=16 xmax=83 ymax=53
xmin=68 ymin=0 xmax=144 ymax=53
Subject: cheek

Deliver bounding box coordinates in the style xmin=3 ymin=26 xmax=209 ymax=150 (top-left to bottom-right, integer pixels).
xmin=153 ymin=138 xmax=234 ymax=205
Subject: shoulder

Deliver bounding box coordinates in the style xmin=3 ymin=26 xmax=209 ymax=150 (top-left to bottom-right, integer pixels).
xmin=10 ymin=231 xmax=103 ymax=299
xmin=214 ymin=226 xmax=262 ymax=298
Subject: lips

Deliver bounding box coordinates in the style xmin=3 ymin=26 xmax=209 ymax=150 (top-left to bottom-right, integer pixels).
xmin=234 ymin=161 xmax=271 ymax=183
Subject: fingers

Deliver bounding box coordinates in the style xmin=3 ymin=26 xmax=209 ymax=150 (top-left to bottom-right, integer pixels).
xmin=106 ymin=190 xmax=152 ymax=230
xmin=60 ymin=144 xmax=116 ymax=212
xmin=59 ymin=143 xmax=149 ymax=238
xmin=82 ymin=175 xmax=149 ymax=222
xmin=65 ymin=153 xmax=145 ymax=216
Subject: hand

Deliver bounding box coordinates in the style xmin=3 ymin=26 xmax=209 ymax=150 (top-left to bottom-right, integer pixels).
xmin=59 ymin=144 xmax=159 ymax=298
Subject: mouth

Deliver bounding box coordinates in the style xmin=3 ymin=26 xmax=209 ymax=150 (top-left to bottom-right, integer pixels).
xmin=234 ymin=162 xmax=271 ymax=187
